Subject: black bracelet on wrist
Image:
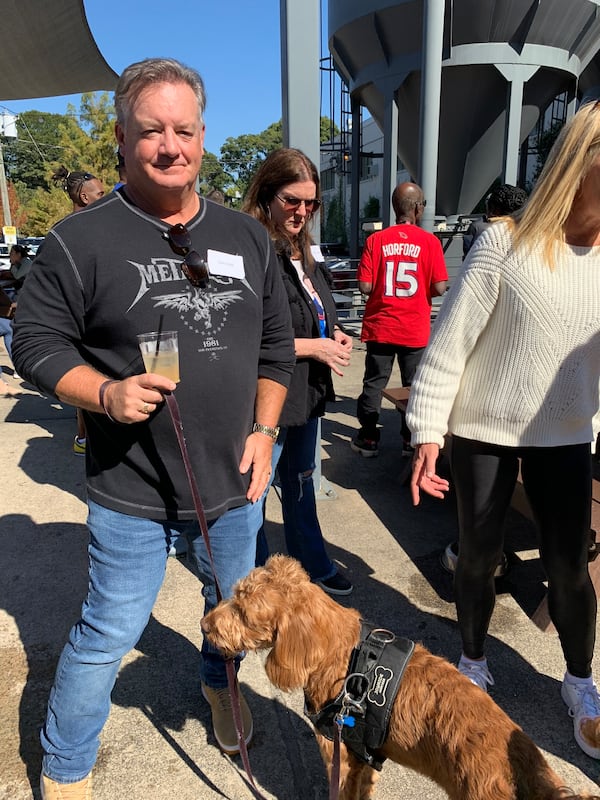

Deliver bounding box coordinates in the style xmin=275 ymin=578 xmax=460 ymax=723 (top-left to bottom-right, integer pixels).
xmin=99 ymin=379 xmax=118 ymax=422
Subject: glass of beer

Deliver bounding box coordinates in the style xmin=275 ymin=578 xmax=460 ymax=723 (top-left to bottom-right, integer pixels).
xmin=137 ymin=330 xmax=180 ymax=383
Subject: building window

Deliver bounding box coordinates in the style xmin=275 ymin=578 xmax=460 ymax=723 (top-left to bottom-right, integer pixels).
xmin=321 ymin=167 xmax=336 ymax=191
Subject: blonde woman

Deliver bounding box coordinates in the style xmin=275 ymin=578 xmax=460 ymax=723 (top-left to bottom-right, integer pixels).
xmin=407 ymin=101 xmax=600 ymax=759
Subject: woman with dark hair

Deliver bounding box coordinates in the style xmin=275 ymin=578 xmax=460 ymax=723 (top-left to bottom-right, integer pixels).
xmin=52 ymin=165 xmax=105 ymax=211
xmin=243 ymin=147 xmax=354 ymax=595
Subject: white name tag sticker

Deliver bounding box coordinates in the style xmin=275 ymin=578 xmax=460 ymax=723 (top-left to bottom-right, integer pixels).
xmin=207 ymin=249 xmax=245 ymax=279
xmin=310 ymin=245 xmax=325 ymax=262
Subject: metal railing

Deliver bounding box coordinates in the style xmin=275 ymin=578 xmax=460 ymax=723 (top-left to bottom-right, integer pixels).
xmin=326 ymin=258 xmax=365 ymax=325
xmin=326 ymin=226 xmax=468 ymax=331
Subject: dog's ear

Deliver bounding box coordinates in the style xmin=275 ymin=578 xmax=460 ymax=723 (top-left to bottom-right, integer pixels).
xmin=265 ymin=578 xmax=334 ymax=691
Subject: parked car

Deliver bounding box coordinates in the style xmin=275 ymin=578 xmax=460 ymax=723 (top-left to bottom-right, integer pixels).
xmin=319 ymin=242 xmax=349 ymax=259
xmin=0 ymin=243 xmax=11 ymax=270
xmin=325 ymin=257 xmax=357 ymax=291
xmin=19 ymin=236 xmax=45 ymax=256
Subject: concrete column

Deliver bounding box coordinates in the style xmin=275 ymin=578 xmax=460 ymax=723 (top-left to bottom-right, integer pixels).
xmin=567 ymin=90 xmax=578 ymax=119
xmin=0 ymin=142 xmax=11 ymax=227
xmin=280 ymin=0 xmax=334 ymax=498
xmin=418 ymin=0 xmax=445 ymax=232
xmin=495 ymin=64 xmax=538 ymax=185
xmin=349 ymin=97 xmax=362 ymax=258
xmin=280 ymin=0 xmax=321 ymax=174
xmin=382 ymin=86 xmax=399 ymax=228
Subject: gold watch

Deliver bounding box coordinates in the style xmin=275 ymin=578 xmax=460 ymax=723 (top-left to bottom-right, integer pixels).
xmin=252 ymin=423 xmax=280 ymax=441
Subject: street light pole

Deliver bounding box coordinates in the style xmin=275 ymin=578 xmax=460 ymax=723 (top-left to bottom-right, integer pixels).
xmin=0 ymin=140 xmax=11 ymax=228
xmin=0 ymin=112 xmax=17 ymax=229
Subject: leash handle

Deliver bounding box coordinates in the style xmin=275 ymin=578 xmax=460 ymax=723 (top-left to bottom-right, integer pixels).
xmin=165 ymin=393 xmax=267 ymax=799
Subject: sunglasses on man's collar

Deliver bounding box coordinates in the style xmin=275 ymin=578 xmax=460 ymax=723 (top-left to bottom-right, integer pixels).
xmin=165 ymin=223 xmax=210 ymax=289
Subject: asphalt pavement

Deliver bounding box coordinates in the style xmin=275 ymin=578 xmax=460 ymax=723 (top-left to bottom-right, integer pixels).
xmin=1 ymin=337 xmax=599 ymax=799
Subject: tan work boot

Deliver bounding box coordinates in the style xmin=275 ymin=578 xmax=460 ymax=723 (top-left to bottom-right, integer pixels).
xmin=40 ymin=772 xmax=92 ymax=799
xmin=201 ymin=682 xmax=253 ymax=754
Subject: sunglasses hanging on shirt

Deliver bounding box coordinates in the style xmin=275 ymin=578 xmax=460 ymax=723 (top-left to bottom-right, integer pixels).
xmin=165 ymin=223 xmax=210 ymax=289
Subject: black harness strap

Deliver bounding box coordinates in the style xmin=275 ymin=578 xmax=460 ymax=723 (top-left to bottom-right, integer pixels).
xmin=306 ymin=622 xmax=415 ymax=770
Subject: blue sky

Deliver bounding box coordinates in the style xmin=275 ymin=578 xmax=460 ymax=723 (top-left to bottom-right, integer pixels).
xmin=1 ymin=0 xmax=286 ymax=156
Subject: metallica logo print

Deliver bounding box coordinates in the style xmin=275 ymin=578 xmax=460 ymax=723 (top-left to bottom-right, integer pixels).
xmin=126 ymin=256 xmax=244 ymax=356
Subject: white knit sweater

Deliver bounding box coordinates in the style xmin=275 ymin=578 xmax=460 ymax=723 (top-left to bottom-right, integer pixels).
xmin=406 ymin=222 xmax=600 ymax=448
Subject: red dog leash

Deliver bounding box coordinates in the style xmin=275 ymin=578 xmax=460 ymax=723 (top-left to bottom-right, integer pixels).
xmin=165 ymin=393 xmax=267 ymax=799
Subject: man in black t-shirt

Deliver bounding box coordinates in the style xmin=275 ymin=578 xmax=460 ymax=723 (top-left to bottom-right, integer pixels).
xmin=14 ymin=58 xmax=295 ymax=798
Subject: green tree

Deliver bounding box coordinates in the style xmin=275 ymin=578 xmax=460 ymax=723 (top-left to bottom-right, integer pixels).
xmin=362 ymin=196 xmax=380 ymax=220
xmin=199 ymin=150 xmax=230 ymax=194
xmin=56 ymin=92 xmax=117 ymax=187
xmin=2 ymin=111 xmax=70 ymax=191
xmin=322 ymin=184 xmax=347 ymax=247
xmin=529 ymin=120 xmax=563 ymax=188
xmin=7 ymin=104 xmax=343 ymax=234
xmin=15 ymin=183 xmax=72 ymax=234
xmin=220 ymin=116 xmax=339 ymax=200
xmin=320 ymin=116 xmax=340 ymax=144
xmin=220 ymin=121 xmax=283 ymax=198
xmin=9 ymin=94 xmax=119 ymax=234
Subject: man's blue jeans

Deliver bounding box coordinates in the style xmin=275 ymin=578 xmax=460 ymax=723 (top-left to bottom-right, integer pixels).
xmin=256 ymin=417 xmax=336 ymax=582
xmin=41 ymin=499 xmax=261 ymax=783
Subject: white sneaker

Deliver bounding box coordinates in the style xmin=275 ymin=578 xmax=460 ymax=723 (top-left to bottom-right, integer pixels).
xmin=561 ymin=675 xmax=600 ymax=759
xmin=458 ymin=657 xmax=495 ymax=692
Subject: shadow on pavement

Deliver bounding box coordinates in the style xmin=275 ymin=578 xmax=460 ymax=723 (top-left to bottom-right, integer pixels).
xmin=0 ymin=513 xmax=89 ymax=798
xmin=4 ymin=392 xmax=84 ymax=501
xmin=113 ymin=613 xmax=328 ymax=800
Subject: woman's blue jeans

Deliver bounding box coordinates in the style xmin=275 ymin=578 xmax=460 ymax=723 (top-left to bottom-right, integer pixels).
xmin=256 ymin=417 xmax=336 ymax=582
xmin=41 ymin=498 xmax=261 ymax=783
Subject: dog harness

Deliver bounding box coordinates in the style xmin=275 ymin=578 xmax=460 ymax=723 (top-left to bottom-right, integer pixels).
xmin=306 ymin=622 xmax=415 ymax=770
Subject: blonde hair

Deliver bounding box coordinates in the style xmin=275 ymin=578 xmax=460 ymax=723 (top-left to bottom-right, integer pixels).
xmin=512 ymin=100 xmax=600 ymax=268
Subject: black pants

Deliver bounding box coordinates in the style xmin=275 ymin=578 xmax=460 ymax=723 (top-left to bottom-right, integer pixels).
xmin=356 ymin=342 xmax=424 ymax=441
xmin=450 ymin=436 xmax=595 ymax=678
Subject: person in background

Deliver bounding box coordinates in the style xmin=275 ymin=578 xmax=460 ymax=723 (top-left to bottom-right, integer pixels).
xmin=407 ymin=101 xmax=600 ymax=759
xmin=14 ymin=58 xmax=294 ymax=798
xmin=243 ymin=147 xmax=354 ymax=596
xmin=462 ymin=183 xmax=528 ymax=257
xmin=205 ymin=187 xmax=224 ymax=204
xmin=51 ymin=166 xmax=106 ymax=455
xmin=0 ymin=244 xmax=33 ymax=294
xmin=52 ymin=166 xmax=105 ymax=212
xmin=112 ymin=151 xmax=127 ymax=190
xmin=351 ymin=182 xmax=447 ymax=458
xmin=0 ymin=246 xmax=32 ymax=394
xmin=0 ymin=287 xmax=18 ymax=395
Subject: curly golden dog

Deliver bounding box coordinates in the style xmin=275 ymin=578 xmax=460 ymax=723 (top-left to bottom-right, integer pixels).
xmin=202 ymin=555 xmax=599 ymax=800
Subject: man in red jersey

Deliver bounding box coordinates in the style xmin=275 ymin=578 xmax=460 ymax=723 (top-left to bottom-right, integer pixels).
xmin=351 ymin=182 xmax=448 ymax=457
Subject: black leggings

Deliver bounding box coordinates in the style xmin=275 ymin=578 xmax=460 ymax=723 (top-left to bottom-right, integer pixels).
xmin=450 ymin=436 xmax=595 ymax=678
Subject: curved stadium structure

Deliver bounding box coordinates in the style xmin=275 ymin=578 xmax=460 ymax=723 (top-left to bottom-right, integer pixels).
xmin=328 ymin=0 xmax=600 ymax=216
